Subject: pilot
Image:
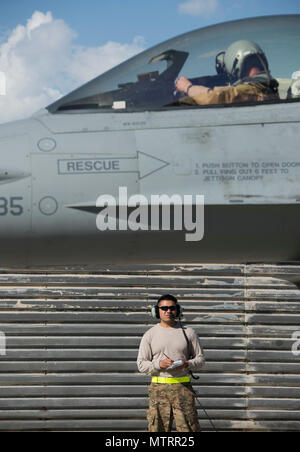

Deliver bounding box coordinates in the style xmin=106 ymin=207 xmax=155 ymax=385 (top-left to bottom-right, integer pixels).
xmin=175 ymin=40 xmax=279 ymax=105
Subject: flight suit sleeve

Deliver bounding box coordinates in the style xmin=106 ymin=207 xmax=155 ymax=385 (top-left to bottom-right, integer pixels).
xmin=137 ymin=332 xmax=161 ymax=374
xmin=180 ymin=83 xmax=266 ymax=106
xmin=191 ymin=84 xmax=263 ymax=105
xmin=187 ymin=329 xmax=205 ymax=371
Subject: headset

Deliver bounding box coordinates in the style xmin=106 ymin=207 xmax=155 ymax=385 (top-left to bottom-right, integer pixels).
xmin=151 ymin=294 xmax=183 ymax=319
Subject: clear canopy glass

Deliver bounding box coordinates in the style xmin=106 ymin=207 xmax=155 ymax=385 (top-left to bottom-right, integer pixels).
xmin=47 ymin=15 xmax=300 ymax=113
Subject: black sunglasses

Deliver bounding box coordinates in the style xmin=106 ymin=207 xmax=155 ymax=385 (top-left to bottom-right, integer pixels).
xmin=159 ymin=305 xmax=177 ymax=311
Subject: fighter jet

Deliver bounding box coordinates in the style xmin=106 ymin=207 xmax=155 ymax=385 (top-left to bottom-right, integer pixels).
xmin=0 ymin=14 xmax=300 ymax=266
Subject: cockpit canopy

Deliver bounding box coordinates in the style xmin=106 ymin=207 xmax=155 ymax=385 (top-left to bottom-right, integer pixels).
xmin=47 ymin=15 xmax=300 ymax=113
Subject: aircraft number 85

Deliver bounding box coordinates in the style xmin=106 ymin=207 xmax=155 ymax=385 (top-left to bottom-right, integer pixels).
xmin=0 ymin=197 xmax=23 ymax=216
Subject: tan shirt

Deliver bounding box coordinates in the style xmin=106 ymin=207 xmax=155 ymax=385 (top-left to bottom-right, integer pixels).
xmin=180 ymin=82 xmax=278 ymax=106
xmin=137 ymin=323 xmax=205 ymax=378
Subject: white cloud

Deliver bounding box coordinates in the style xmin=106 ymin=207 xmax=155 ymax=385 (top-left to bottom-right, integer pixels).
xmin=0 ymin=11 xmax=145 ymax=124
xmin=27 ymin=10 xmax=53 ymax=35
xmin=178 ymin=0 xmax=218 ymax=16
xmin=67 ymin=36 xmax=145 ymax=86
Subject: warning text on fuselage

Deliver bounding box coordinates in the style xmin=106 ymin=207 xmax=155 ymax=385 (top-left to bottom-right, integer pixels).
xmin=58 ymin=158 xmax=122 ymax=175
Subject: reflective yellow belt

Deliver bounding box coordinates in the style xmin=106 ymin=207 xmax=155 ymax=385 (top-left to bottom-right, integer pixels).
xmin=152 ymin=376 xmax=191 ymax=384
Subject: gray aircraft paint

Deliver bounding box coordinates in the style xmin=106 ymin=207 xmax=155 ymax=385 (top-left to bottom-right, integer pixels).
xmin=0 ymin=15 xmax=299 ymax=266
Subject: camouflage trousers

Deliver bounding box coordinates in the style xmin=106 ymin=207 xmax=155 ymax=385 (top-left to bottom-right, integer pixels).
xmin=147 ymin=382 xmax=200 ymax=432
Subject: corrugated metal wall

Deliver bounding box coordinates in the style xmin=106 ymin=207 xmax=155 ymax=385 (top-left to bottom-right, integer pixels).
xmin=0 ymin=263 xmax=299 ymax=431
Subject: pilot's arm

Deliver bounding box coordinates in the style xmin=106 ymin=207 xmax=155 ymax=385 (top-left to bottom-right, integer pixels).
xmin=176 ymin=75 xmax=267 ymax=105
xmin=176 ymin=76 xmax=210 ymax=98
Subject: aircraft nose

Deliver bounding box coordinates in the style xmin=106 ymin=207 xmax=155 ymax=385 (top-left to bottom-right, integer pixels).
xmin=0 ymin=168 xmax=30 ymax=183
xmin=0 ymin=120 xmax=32 ymax=184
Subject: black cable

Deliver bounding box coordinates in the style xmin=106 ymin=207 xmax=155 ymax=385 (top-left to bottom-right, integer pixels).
xmin=193 ymin=392 xmax=218 ymax=432
xmin=178 ymin=319 xmax=218 ymax=432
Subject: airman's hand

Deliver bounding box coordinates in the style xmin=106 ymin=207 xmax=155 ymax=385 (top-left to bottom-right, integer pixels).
xmin=175 ymin=360 xmax=189 ymax=370
xmin=159 ymin=358 xmax=174 ymax=369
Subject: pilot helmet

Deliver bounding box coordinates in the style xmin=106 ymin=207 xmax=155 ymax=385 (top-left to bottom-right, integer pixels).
xmin=223 ymin=40 xmax=269 ymax=82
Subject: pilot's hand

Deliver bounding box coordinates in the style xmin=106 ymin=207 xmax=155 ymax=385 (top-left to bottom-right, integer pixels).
xmin=176 ymin=76 xmax=192 ymax=94
xmin=159 ymin=358 xmax=174 ymax=369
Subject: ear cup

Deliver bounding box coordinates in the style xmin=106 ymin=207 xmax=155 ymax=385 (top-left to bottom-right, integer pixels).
xmin=151 ymin=305 xmax=160 ymax=319
xmin=176 ymin=304 xmax=183 ymax=318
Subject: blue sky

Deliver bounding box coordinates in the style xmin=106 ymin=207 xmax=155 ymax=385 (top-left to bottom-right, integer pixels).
xmin=0 ymin=0 xmax=300 ymax=123
xmin=2 ymin=0 xmax=300 ymax=48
